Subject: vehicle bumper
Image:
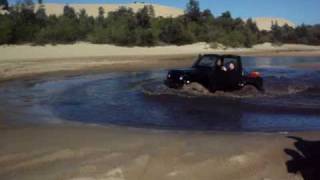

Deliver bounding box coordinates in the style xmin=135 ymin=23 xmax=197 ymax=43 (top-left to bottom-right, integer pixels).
xmin=164 ymin=79 xmax=184 ymax=89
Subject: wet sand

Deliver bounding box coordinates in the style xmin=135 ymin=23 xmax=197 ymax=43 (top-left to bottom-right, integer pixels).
xmin=0 ymin=54 xmax=195 ymax=82
xmin=1 ymin=124 xmax=316 ymax=180
xmin=1 ymin=46 xmax=320 ymax=179
xmin=1 ymin=42 xmax=320 ymax=81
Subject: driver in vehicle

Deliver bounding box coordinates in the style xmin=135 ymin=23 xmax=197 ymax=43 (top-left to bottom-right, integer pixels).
xmin=216 ymin=59 xmax=227 ymax=72
xmin=226 ymin=62 xmax=238 ymax=88
xmin=228 ymin=62 xmax=235 ymax=71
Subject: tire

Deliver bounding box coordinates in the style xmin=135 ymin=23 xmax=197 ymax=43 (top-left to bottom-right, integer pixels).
xmin=176 ymin=84 xmax=184 ymax=89
xmin=208 ymin=82 xmax=217 ymax=93
xmin=169 ymin=83 xmax=183 ymax=89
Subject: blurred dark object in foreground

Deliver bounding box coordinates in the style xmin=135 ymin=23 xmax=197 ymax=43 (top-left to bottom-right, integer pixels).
xmin=285 ymin=136 xmax=320 ymax=180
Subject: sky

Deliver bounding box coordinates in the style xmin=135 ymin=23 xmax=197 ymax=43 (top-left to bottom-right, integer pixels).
xmin=9 ymin=0 xmax=320 ymax=25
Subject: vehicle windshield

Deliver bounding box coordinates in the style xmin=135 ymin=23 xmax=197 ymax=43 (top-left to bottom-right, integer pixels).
xmin=195 ymin=56 xmax=218 ymax=68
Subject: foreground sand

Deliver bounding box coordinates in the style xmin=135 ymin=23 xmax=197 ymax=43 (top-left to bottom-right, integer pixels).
xmin=0 ymin=124 xmax=316 ymax=180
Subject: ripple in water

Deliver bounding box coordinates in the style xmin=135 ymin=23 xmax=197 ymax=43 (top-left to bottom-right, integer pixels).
xmin=0 ymin=57 xmax=320 ymax=132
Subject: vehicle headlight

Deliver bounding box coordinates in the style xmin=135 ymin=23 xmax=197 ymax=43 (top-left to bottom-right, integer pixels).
xmin=179 ymin=76 xmax=184 ymax=81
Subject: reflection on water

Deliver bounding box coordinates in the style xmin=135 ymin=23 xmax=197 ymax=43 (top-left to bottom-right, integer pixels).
xmin=0 ymin=56 xmax=320 ymax=132
xmin=242 ymin=56 xmax=320 ymax=68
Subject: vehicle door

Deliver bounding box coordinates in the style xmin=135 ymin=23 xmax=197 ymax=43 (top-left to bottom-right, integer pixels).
xmin=194 ymin=55 xmax=218 ymax=87
xmin=223 ymin=57 xmax=241 ymax=88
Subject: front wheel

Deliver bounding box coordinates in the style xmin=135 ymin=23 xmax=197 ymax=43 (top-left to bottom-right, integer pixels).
xmin=208 ymin=81 xmax=217 ymax=93
xmin=176 ymin=84 xmax=184 ymax=89
xmin=168 ymin=83 xmax=184 ymax=89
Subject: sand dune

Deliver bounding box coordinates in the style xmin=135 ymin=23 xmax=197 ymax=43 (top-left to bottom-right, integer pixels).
xmin=35 ymin=3 xmax=295 ymax=31
xmin=253 ymin=17 xmax=296 ymax=31
xmin=2 ymin=3 xmax=297 ymax=31
xmin=34 ymin=3 xmax=183 ymax=18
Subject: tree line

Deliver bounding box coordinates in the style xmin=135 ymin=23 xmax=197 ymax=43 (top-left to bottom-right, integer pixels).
xmin=0 ymin=0 xmax=320 ymax=47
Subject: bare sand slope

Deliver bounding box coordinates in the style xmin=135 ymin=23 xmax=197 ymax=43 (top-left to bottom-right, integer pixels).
xmin=1 ymin=42 xmax=320 ymax=81
xmin=253 ymin=17 xmax=296 ymax=31
xmin=2 ymin=3 xmax=296 ymax=31
xmin=36 ymin=4 xmax=295 ymax=31
xmin=34 ymin=3 xmax=183 ymax=18
xmin=2 ymin=42 xmax=320 ymax=61
xmin=0 ymin=124 xmax=312 ymax=180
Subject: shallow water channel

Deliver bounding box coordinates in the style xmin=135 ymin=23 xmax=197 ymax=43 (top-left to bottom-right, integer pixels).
xmin=0 ymin=56 xmax=320 ymax=132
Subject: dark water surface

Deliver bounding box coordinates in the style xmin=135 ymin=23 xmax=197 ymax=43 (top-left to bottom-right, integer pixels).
xmin=0 ymin=56 xmax=320 ymax=132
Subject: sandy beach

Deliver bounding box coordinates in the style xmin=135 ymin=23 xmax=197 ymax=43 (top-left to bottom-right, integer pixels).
xmin=1 ymin=43 xmax=320 ymax=180
xmin=1 ymin=42 xmax=320 ymax=81
xmin=1 ymin=123 xmax=316 ymax=180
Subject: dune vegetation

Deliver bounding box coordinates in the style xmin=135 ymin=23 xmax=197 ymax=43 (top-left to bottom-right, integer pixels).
xmin=0 ymin=0 xmax=320 ymax=47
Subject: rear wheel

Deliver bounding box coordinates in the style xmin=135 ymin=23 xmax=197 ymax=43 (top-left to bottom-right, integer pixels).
xmin=244 ymin=77 xmax=264 ymax=92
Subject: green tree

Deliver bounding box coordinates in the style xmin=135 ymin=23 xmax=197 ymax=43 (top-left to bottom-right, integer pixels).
xmin=98 ymin=6 xmax=104 ymax=17
xmin=0 ymin=15 xmax=13 ymax=44
xmin=78 ymin=9 xmax=94 ymax=40
xmin=36 ymin=13 xmax=79 ymax=44
xmin=63 ymin=5 xmax=76 ymax=19
xmin=136 ymin=28 xmax=155 ymax=46
xmin=221 ymin=11 xmax=231 ymax=19
xmin=309 ymin=25 xmax=320 ymax=45
xmin=2 ymin=0 xmax=319 ymax=47
xmin=258 ymin=30 xmax=272 ymax=43
xmin=246 ymin=18 xmax=259 ymax=33
xmin=96 ymin=6 xmax=105 ymax=27
xmin=201 ymin=9 xmax=214 ymax=22
xmin=87 ymin=26 xmax=109 ymax=44
xmin=9 ymin=1 xmax=39 ymax=43
xmin=0 ymin=0 xmax=9 ymax=10
xmin=108 ymin=24 xmax=136 ymax=45
xmin=294 ymin=24 xmax=311 ymax=44
xmin=35 ymin=5 xmax=47 ymax=27
xmin=217 ymin=31 xmax=246 ymax=47
xmin=159 ymin=18 xmax=194 ymax=45
xmin=105 ymin=7 xmax=137 ymax=45
xmin=271 ymin=22 xmax=282 ymax=43
xmin=242 ymin=19 xmax=259 ymax=47
xmin=185 ymin=0 xmax=201 ymax=22
xmin=216 ymin=11 xmax=233 ymax=32
xmin=136 ymin=5 xmax=154 ymax=28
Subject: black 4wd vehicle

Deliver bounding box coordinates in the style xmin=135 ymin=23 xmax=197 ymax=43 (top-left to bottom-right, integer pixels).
xmin=165 ymin=54 xmax=264 ymax=93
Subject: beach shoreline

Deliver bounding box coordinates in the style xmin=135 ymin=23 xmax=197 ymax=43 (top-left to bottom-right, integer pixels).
xmin=1 ymin=43 xmax=320 ymax=179
xmin=1 ymin=42 xmax=320 ymax=82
